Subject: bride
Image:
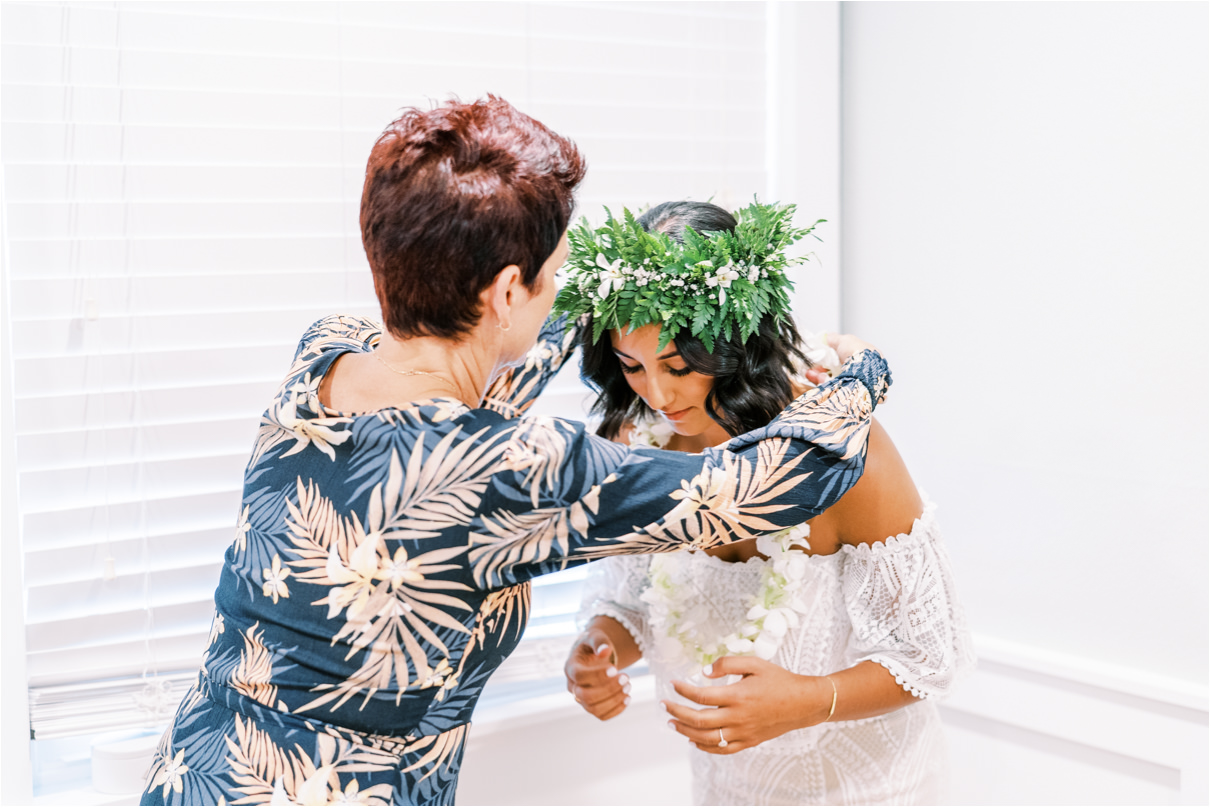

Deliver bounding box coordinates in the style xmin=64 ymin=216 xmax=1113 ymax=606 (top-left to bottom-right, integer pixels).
xmin=559 ymin=200 xmax=974 ymax=805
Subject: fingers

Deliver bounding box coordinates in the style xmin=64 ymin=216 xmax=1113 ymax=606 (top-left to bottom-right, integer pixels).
xmin=703 ymin=657 xmax=764 ymax=678
xmin=566 ymin=649 xmax=631 ymax=719
xmin=669 ymin=677 xmax=729 ymax=708
xmin=583 ymin=681 xmax=632 ymax=721
xmin=803 ymin=368 xmax=830 ymax=386
xmin=661 ymin=697 xmax=714 ymax=727
xmin=565 ymin=633 xmax=633 ymax=719
xmin=564 ymin=640 xmax=615 ymax=688
xmin=577 ymin=670 xmax=630 ymax=707
xmin=662 ymin=709 xmax=745 ymax=756
xmin=829 ymin=334 xmax=877 ymax=364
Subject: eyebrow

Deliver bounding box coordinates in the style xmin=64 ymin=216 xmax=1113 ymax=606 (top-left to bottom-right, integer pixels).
xmin=613 ymin=348 xmax=682 ymax=361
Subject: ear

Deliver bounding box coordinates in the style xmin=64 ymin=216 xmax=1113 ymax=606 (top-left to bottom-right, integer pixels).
xmin=484 ymin=264 xmax=524 ymax=331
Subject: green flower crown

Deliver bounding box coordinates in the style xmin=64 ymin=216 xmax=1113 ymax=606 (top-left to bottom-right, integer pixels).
xmin=552 ymin=200 xmax=822 ymax=352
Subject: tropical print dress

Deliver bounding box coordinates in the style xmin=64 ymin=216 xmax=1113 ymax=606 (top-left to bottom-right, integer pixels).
xmin=141 ymin=313 xmax=891 ymax=806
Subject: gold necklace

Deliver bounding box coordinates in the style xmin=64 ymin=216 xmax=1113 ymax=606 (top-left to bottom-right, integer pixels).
xmin=373 ymin=352 xmax=461 ymax=397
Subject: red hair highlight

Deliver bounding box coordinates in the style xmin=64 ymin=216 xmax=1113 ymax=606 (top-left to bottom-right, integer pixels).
xmin=359 ymin=96 xmax=586 ymax=340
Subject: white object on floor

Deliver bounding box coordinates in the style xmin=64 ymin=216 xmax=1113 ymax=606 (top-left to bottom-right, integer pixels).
xmin=90 ymin=729 xmax=160 ymax=795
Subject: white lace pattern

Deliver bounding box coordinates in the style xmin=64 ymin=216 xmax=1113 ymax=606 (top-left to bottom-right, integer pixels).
xmin=579 ymin=418 xmax=974 ymax=805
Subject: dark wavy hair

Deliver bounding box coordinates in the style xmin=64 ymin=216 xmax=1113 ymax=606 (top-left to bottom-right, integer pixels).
xmin=580 ymin=201 xmax=811 ymax=440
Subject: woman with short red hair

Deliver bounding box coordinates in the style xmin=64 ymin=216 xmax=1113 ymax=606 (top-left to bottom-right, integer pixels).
xmin=141 ymin=96 xmax=893 ymax=806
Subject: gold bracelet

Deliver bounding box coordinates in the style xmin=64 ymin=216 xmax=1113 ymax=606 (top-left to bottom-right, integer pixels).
xmin=824 ymin=675 xmax=838 ymax=722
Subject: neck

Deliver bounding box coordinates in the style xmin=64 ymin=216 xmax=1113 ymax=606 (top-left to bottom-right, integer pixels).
xmin=374 ymin=328 xmax=501 ymax=408
xmin=667 ymin=420 xmax=732 ymax=452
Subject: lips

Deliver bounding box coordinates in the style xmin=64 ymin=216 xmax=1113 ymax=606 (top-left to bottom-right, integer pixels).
xmin=661 ymin=408 xmax=691 ymax=421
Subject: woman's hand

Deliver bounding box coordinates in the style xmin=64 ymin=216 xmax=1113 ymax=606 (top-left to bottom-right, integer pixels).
xmin=828 ymin=333 xmax=879 ymax=365
xmin=662 ymin=656 xmax=833 ymax=755
xmin=564 ymin=629 xmax=632 ymax=721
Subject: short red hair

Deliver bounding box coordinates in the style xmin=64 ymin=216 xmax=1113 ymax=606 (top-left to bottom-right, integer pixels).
xmin=359 ymin=96 xmax=586 ymax=340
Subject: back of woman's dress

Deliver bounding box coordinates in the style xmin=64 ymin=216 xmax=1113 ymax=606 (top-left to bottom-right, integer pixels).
xmin=140 ymin=315 xmax=892 ymax=806
xmin=582 ymin=421 xmax=973 ymax=805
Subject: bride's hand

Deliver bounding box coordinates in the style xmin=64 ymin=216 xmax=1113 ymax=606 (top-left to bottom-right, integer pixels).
xmin=564 ymin=630 xmax=632 ymax=721
xmin=663 ymin=656 xmax=833 ymax=755
xmin=827 ymin=333 xmax=878 ymax=365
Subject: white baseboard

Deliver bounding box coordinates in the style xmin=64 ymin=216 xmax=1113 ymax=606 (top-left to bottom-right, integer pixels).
xmin=942 ymin=633 xmax=1208 ymax=805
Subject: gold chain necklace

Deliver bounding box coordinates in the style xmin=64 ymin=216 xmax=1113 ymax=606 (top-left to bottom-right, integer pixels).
xmin=373 ymin=352 xmax=461 ymax=397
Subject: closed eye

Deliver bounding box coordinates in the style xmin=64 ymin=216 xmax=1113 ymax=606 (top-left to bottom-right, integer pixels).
xmin=619 ymin=362 xmax=642 ymax=375
xmin=667 ymin=366 xmax=693 ymax=377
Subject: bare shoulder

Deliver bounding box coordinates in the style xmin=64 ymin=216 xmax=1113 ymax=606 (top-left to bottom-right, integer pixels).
xmin=831 ymin=419 xmax=924 ymax=547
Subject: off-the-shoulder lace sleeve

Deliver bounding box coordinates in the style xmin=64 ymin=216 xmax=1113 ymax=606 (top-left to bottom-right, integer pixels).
xmin=839 ymin=503 xmax=975 ymax=699
xmin=467 ymin=348 xmax=892 ymax=588
xmin=577 ymin=555 xmax=654 ymax=654
xmin=480 ymin=313 xmax=579 ymax=418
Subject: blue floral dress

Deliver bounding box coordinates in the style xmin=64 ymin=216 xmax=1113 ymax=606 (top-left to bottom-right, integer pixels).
xmin=141 ymin=314 xmax=890 ymax=806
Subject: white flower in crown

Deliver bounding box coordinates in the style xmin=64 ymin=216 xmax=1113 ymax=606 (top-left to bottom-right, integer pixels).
xmin=595 ymin=253 xmax=626 ymax=300
xmin=715 ymin=264 xmax=741 ymax=288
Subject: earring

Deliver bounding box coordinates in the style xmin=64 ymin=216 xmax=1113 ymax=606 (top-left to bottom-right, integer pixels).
xmin=497 ymin=323 xmax=511 ymax=332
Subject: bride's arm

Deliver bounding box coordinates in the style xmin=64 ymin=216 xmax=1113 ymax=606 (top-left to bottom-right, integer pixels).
xmin=661 ymin=657 xmax=919 ymax=754
xmin=565 ymin=536 xmax=649 ymax=722
xmin=664 ymin=505 xmax=973 ymax=754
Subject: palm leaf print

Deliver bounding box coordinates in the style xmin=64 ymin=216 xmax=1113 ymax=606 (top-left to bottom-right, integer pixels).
xmin=282 ymin=478 xmax=477 ymax=714
xmin=502 ymin=416 xmax=575 ymax=507
xmin=468 ymin=497 xmax=596 ymax=587
xmin=399 ymin=724 xmax=468 ymax=783
xmin=373 ymin=427 xmax=509 ymax=540
xmin=224 ymin=715 xmax=397 ymax=805
xmin=777 ymin=372 xmax=874 ymax=460
xmin=571 ymin=441 xmax=815 ymax=560
xmin=225 ymin=714 xmax=302 ymax=804
xmin=478 ymin=584 xmax=530 ymax=646
xmin=230 ymin=622 xmax=285 ymax=711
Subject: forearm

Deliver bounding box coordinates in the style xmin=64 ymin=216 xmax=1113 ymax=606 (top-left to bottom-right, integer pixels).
xmin=583 ymin=615 xmax=642 ymax=670
xmin=797 ymin=660 xmax=921 ymax=726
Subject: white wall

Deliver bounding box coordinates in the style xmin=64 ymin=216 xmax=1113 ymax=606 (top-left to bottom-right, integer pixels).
xmin=841 ymin=1 xmax=1208 ymax=802
xmin=842 ymin=0 xmax=1207 ymax=693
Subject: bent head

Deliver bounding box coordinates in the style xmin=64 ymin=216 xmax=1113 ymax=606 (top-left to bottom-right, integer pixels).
xmin=360 ymin=95 xmax=585 ymax=358
xmin=580 ymin=201 xmax=809 ymax=440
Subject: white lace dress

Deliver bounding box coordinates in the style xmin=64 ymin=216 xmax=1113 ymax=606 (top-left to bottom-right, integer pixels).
xmin=580 ymin=421 xmax=975 ymax=806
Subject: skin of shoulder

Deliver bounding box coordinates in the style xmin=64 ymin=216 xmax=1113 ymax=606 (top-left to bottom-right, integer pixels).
xmin=806 ymin=418 xmax=923 ymax=554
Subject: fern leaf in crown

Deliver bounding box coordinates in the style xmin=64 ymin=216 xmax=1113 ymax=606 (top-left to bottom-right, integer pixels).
xmin=553 ymin=200 xmax=822 ymax=352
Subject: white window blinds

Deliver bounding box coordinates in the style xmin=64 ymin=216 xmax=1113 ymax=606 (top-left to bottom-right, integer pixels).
xmin=2 ymin=0 xmax=769 ymax=739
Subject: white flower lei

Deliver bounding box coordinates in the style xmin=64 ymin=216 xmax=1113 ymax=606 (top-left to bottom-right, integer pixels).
xmin=629 ymin=417 xmax=676 ymax=449
xmin=639 ymin=523 xmax=814 ymax=672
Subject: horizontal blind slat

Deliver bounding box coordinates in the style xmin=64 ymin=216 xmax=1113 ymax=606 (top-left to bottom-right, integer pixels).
xmin=26 ymin=567 xmax=220 ymax=625
xmin=6 ymin=0 xmax=767 ymax=738
xmin=7 ymin=234 xmax=355 ymax=277
xmin=25 ymin=525 xmax=233 ymax=587
xmin=23 ymin=488 xmax=243 ymax=549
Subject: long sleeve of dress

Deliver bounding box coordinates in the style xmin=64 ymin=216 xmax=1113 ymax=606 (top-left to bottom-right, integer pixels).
xmin=471 ymin=348 xmax=891 ymax=588
xmin=839 ymin=504 xmax=975 ymax=699
xmin=480 ymin=314 xmax=579 ymax=417
xmin=577 ymin=555 xmax=654 ymax=654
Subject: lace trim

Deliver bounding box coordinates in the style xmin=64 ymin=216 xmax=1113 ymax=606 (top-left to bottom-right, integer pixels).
xmin=870 ymin=657 xmax=935 ymax=700
xmin=838 ymin=496 xmax=939 ymax=558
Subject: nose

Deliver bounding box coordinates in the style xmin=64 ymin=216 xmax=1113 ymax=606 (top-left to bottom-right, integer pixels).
xmin=644 ymin=370 xmax=672 ymax=411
